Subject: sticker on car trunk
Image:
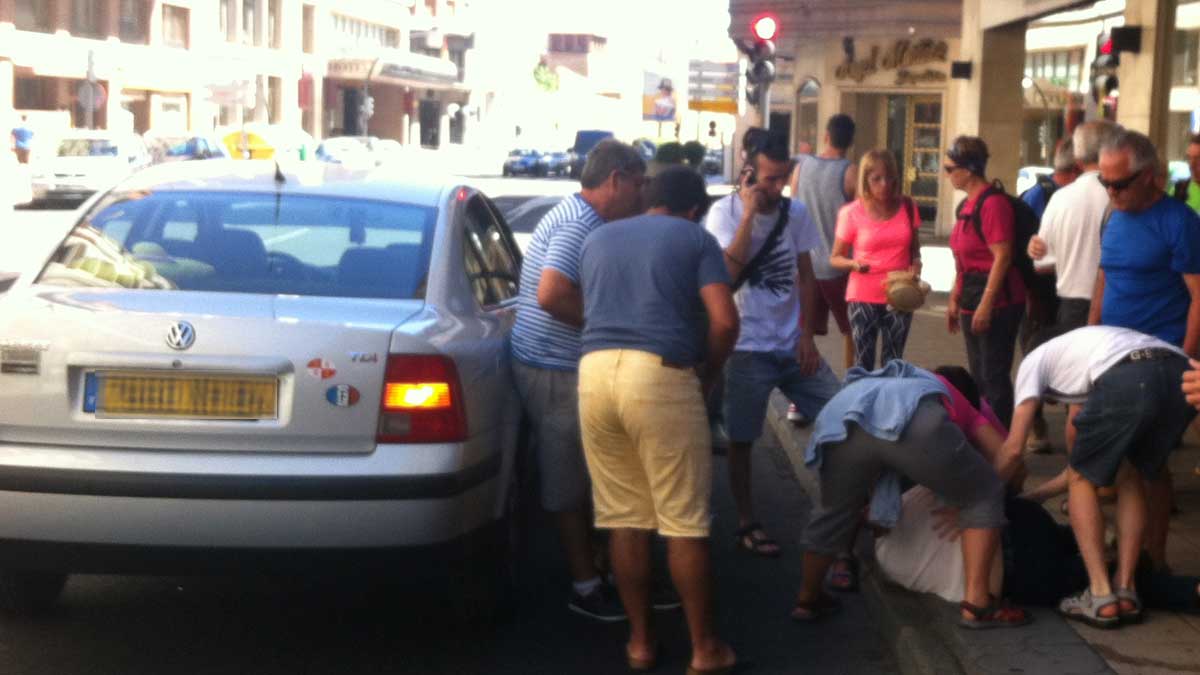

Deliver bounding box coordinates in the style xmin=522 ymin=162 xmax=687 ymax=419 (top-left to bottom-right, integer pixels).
xmin=325 ymin=384 xmax=360 ymax=407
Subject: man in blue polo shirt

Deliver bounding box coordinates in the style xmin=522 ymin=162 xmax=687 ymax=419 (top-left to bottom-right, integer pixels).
xmin=10 ymin=115 xmax=33 ymax=164
xmin=1090 ymin=129 xmax=1200 ymax=572
xmin=509 ymin=140 xmax=647 ymax=621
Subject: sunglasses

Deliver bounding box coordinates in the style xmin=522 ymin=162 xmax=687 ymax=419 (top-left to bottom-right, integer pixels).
xmin=1098 ymin=168 xmax=1144 ymax=192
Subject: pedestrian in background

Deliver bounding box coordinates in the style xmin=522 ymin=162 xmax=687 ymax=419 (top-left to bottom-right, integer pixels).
xmin=790 ymin=114 xmax=859 ymax=372
xmin=10 ymin=115 xmax=33 ymax=164
xmin=1089 ymin=129 xmax=1200 ymax=570
xmin=1171 ymin=134 xmax=1200 ymax=213
xmin=577 ymin=166 xmax=740 ymax=674
xmin=945 ymin=135 xmax=1026 ymax=428
xmin=705 ymin=132 xmax=840 ymax=559
xmin=829 ymin=148 xmax=921 ymax=371
xmin=1026 ymin=122 xmax=1119 ymax=453
xmin=509 ymin=140 xmax=647 ymax=622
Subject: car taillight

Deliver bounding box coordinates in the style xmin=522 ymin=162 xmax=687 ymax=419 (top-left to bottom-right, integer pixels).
xmin=376 ymin=354 xmax=468 ymax=444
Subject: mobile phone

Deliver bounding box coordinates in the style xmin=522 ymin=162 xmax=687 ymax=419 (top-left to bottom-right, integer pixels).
xmin=741 ymin=163 xmax=757 ymax=187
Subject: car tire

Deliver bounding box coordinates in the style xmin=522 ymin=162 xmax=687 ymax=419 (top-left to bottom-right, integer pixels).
xmin=0 ymin=571 xmax=67 ymax=616
xmin=502 ymin=167 xmax=511 ymax=177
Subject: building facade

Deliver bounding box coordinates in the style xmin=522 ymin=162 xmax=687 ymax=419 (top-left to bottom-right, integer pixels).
xmin=0 ymin=0 xmax=475 ymax=149
xmin=730 ymin=0 xmax=1197 ymax=236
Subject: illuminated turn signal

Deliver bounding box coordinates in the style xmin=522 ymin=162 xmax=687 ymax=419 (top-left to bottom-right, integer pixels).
xmin=384 ymin=382 xmax=451 ymax=409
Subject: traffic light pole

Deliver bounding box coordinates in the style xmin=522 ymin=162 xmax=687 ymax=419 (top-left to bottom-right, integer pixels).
xmin=762 ymin=84 xmax=771 ymax=130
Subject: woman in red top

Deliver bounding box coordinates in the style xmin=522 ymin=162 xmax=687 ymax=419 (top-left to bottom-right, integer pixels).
xmin=945 ymin=136 xmax=1026 ymax=428
xmin=830 ymin=150 xmax=922 ymax=370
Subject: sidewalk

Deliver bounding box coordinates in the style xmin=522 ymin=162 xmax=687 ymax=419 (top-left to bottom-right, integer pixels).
xmin=766 ymin=305 xmax=1200 ymax=675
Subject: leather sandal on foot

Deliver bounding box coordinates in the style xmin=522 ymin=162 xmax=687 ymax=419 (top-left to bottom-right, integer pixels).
xmin=1058 ymin=589 xmax=1120 ymax=629
xmin=1114 ymin=587 xmax=1144 ymax=624
xmin=790 ymin=593 xmax=841 ymax=622
xmin=734 ymin=522 xmax=781 ymax=558
xmin=958 ymin=598 xmax=1032 ymax=629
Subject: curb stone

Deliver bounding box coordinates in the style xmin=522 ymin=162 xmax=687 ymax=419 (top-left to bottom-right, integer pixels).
xmin=765 ymin=391 xmax=1115 ymax=675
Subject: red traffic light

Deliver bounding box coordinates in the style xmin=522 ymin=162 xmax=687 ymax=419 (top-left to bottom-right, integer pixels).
xmin=752 ymin=14 xmax=778 ymax=42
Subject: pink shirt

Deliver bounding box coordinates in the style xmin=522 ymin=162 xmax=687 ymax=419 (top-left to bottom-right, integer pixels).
xmin=834 ymin=200 xmax=918 ymax=304
xmin=948 ymin=192 xmax=1026 ymax=311
xmin=936 ymin=375 xmax=1007 ymax=445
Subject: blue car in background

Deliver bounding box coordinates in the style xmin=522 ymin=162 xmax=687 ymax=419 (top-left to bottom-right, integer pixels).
xmin=503 ymin=149 xmax=544 ymax=177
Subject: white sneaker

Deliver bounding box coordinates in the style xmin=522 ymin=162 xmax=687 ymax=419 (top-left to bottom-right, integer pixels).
xmin=787 ymin=403 xmax=811 ymax=427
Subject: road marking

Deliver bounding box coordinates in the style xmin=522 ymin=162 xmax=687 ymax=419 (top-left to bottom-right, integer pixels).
xmin=264 ymin=228 xmax=311 ymax=246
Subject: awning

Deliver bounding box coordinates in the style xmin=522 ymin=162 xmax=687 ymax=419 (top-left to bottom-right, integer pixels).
xmin=326 ymin=52 xmax=460 ymax=89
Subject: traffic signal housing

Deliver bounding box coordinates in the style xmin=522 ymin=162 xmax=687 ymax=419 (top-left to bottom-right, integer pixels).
xmin=1090 ymin=33 xmax=1118 ymax=104
xmin=739 ymin=14 xmax=779 ymax=105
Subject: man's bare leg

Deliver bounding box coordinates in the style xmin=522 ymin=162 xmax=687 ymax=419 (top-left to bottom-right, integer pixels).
xmin=728 ymin=440 xmax=778 ymax=554
xmin=1067 ymin=468 xmax=1118 ymax=616
xmin=610 ymin=529 xmax=654 ymax=662
xmin=667 ymin=537 xmax=735 ymax=672
xmin=795 ymin=551 xmax=835 ymax=606
xmin=558 ymin=509 xmax=601 ymax=582
xmin=1145 ymin=472 xmax=1173 ymax=571
xmin=1113 ymin=465 xmax=1148 ymax=591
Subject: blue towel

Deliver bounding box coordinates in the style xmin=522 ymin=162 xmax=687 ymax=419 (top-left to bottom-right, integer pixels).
xmin=805 ymin=359 xmax=948 ymax=529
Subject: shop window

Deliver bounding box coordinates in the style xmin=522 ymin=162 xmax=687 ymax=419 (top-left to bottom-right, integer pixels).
xmin=72 ymin=0 xmax=105 ymax=39
xmin=1025 ymin=49 xmax=1084 ymax=91
xmin=1173 ymin=30 xmax=1199 ymax=87
xmin=303 ymin=5 xmax=315 ymax=53
xmin=163 ymin=5 xmax=189 ymax=49
xmin=15 ymin=0 xmax=52 ymax=33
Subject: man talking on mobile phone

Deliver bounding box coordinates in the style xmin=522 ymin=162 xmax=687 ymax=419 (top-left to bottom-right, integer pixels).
xmin=704 ymin=131 xmax=840 ymax=559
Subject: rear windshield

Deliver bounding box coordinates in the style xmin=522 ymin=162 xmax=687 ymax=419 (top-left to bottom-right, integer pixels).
xmin=37 ymin=190 xmax=437 ymax=300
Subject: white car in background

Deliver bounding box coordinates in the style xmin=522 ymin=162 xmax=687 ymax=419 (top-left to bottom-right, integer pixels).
xmin=29 ymin=130 xmax=150 ymax=206
xmin=1016 ymin=166 xmax=1052 ymax=196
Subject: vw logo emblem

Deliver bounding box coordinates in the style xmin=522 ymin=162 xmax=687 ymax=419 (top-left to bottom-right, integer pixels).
xmin=165 ymin=321 xmax=196 ymax=351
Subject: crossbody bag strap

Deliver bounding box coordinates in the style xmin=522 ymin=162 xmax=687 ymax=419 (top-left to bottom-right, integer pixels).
xmin=732 ymin=198 xmax=791 ymax=293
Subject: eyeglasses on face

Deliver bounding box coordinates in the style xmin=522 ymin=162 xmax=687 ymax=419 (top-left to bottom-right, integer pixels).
xmin=1098 ymin=168 xmax=1144 ymax=192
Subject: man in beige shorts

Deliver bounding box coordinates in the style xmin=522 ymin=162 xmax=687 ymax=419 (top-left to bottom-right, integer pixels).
xmin=573 ymin=167 xmax=740 ymax=673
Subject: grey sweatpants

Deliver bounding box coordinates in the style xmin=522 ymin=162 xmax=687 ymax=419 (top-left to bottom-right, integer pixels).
xmin=802 ymin=397 xmax=1006 ymax=556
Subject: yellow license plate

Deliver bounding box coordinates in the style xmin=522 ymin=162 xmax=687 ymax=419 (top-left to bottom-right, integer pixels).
xmin=96 ymin=372 xmax=278 ymax=419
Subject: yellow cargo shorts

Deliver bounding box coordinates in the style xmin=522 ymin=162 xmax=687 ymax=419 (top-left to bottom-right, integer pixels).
xmin=577 ymin=349 xmax=712 ymax=538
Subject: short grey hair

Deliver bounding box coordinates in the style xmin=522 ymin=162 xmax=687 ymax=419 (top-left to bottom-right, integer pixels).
xmin=1053 ymin=139 xmax=1076 ymax=172
xmin=1100 ymin=129 xmax=1160 ymax=173
xmin=1073 ymin=120 xmax=1121 ymax=165
xmin=579 ymin=140 xmax=646 ymax=189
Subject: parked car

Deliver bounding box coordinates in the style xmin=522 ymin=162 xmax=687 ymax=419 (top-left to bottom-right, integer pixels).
xmin=29 ymin=130 xmax=151 ymax=206
xmin=145 ymin=133 xmax=232 ymax=163
xmin=701 ymin=148 xmax=724 ymax=176
xmin=537 ymin=151 xmax=571 ymax=177
xmin=497 ymin=195 xmax=564 ymax=252
xmin=568 ymin=130 xmax=615 ymax=178
xmin=315 ymin=136 xmax=377 ymax=169
xmin=502 ymin=149 xmax=544 ymax=177
xmin=0 ymin=159 xmax=526 ymax=622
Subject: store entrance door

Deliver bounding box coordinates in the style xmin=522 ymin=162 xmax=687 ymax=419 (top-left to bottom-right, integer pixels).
xmin=885 ymin=94 xmax=942 ymax=233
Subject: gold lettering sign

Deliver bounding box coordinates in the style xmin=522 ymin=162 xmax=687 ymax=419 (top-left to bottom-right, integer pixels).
xmin=836 ymin=38 xmax=950 ymax=84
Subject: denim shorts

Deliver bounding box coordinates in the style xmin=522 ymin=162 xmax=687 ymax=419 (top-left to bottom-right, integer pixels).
xmin=723 ymin=350 xmax=840 ymax=443
xmin=1071 ymin=353 xmax=1197 ymax=487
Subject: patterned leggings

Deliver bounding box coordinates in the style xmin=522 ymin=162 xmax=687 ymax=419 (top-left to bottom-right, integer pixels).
xmin=848 ymin=302 xmax=914 ymax=371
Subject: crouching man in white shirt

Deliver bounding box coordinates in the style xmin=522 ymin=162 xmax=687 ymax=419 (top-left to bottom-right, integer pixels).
xmin=1005 ymin=326 xmax=1197 ymax=629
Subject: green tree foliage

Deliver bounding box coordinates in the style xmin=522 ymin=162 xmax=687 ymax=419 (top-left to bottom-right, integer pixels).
xmin=533 ymin=62 xmax=559 ymax=92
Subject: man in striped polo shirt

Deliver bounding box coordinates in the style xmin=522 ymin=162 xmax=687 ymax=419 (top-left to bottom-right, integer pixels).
xmin=510 ymin=140 xmax=647 ymax=621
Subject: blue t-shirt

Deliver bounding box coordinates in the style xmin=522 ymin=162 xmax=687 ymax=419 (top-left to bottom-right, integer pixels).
xmin=579 ymin=214 xmax=730 ymax=366
xmin=510 ymin=193 xmax=605 ymax=371
xmin=11 ymin=126 xmax=33 ymax=150
xmin=1020 ymin=181 xmax=1053 ymax=222
xmin=1101 ymin=196 xmax=1200 ymax=346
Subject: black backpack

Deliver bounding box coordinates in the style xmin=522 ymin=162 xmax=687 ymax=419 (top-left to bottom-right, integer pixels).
xmin=955 ymin=180 xmax=1039 ymax=294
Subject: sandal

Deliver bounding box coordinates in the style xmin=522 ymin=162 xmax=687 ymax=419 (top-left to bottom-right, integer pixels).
xmin=1114 ymin=587 xmax=1144 ymax=624
xmin=790 ymin=592 xmax=841 ymax=622
xmin=734 ymin=522 xmax=781 ymax=558
xmin=824 ymin=554 xmax=859 ymax=593
xmin=958 ymin=598 xmax=1032 ymax=630
xmin=1058 ymin=589 xmax=1120 ymax=629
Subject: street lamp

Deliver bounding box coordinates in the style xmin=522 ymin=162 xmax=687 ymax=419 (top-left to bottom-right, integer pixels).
xmin=1022 ymin=76 xmax=1053 ymax=166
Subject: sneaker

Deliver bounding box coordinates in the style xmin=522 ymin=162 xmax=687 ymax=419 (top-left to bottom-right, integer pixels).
xmin=568 ymin=583 xmax=627 ymax=622
xmin=651 ymin=582 xmax=682 ymax=611
xmin=787 ymin=403 xmax=811 ymax=427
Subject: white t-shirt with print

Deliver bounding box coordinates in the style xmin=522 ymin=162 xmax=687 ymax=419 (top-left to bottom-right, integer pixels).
xmin=705 ymin=193 xmax=821 ymax=353
xmin=1014 ymin=325 xmax=1185 ymax=406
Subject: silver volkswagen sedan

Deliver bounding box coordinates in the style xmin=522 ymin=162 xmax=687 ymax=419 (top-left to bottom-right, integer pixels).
xmin=0 ymin=160 xmax=524 ymax=619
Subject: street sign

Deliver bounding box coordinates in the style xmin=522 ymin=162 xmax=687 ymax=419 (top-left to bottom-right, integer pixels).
xmin=688 ymin=60 xmax=738 ymax=115
xmin=76 ymin=81 xmax=106 ymax=112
